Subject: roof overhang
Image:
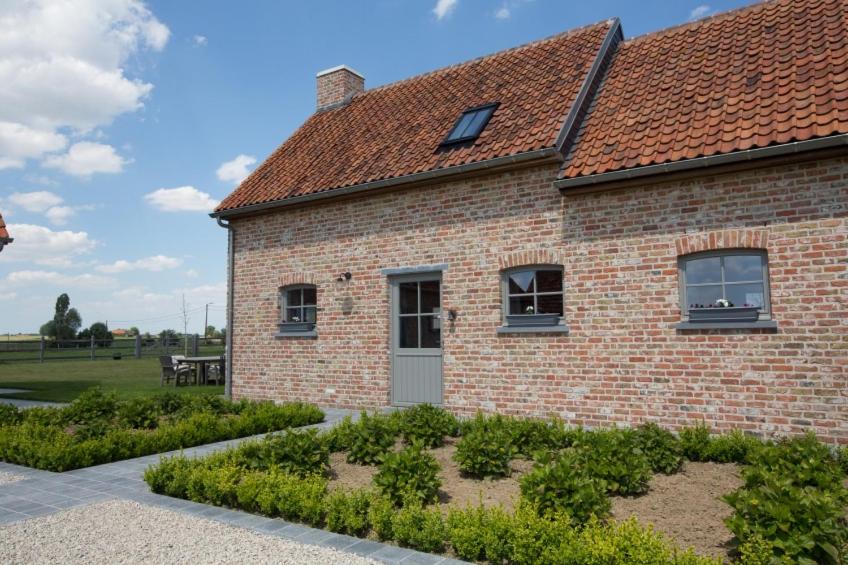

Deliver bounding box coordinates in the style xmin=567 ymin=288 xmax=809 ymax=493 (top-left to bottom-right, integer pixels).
xmin=0 ymin=237 xmax=12 ymax=253
xmin=211 ymin=147 xmax=563 ymax=219
xmin=555 ymin=134 xmax=848 ymax=194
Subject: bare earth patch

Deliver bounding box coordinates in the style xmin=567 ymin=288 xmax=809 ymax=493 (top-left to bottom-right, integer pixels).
xmin=329 ymin=442 xmax=742 ymax=559
xmin=0 ymin=471 xmax=24 ymax=485
xmin=0 ymin=499 xmax=379 ymax=565
xmin=611 ymin=461 xmax=743 ymax=559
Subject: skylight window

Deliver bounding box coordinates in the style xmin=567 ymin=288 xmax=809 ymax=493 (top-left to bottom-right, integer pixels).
xmin=441 ymin=103 xmax=498 ymax=145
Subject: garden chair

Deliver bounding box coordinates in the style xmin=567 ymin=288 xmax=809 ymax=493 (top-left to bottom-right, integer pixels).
xmin=159 ymin=355 xmax=192 ymax=386
xmin=206 ymin=356 xmax=225 ymax=385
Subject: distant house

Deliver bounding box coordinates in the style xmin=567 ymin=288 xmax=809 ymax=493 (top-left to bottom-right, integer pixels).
xmin=112 ymin=329 xmax=129 ymax=337
xmin=0 ymin=212 xmax=11 ymax=253
xmin=212 ymin=0 xmax=848 ymax=443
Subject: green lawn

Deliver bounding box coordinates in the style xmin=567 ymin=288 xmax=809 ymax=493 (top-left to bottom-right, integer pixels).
xmin=0 ymin=356 xmax=223 ymax=402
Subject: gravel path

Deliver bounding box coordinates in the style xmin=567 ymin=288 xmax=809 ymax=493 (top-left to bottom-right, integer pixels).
xmin=0 ymin=499 xmax=381 ymax=565
xmin=0 ymin=471 xmax=24 ymax=485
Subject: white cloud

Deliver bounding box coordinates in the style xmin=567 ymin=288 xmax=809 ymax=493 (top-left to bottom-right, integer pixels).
xmin=3 ymin=270 xmax=115 ymax=289
xmin=216 ymin=154 xmax=256 ymax=185
xmin=0 ymin=0 xmax=169 ymax=167
xmin=495 ymin=6 xmax=511 ymax=19
xmin=7 ymin=191 xmax=63 ymax=212
xmin=193 ymin=35 xmax=208 ymax=47
xmin=433 ymin=0 xmax=458 ymax=20
xmin=44 ymin=206 xmax=76 ymax=226
xmin=42 ymin=142 xmax=128 ymax=177
xmin=0 ymin=223 xmax=96 ymax=266
xmin=0 ymin=292 xmax=17 ymax=301
xmin=689 ymin=4 xmax=712 ymax=20
xmin=144 ymin=186 xmax=220 ymax=212
xmin=0 ymin=122 xmax=67 ymax=170
xmin=96 ymin=254 xmax=182 ymax=273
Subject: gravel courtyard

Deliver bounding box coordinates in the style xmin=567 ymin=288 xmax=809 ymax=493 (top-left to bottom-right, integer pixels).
xmin=0 ymin=471 xmax=23 ymax=485
xmin=1 ymin=499 xmax=381 ymax=565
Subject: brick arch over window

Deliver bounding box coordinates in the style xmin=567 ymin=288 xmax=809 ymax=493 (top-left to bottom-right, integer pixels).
xmin=498 ymin=250 xmax=561 ymax=271
xmin=675 ymin=229 xmax=770 ymax=256
xmin=278 ymin=273 xmax=319 ymax=288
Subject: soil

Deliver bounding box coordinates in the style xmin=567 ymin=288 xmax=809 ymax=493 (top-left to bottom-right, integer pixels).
xmin=611 ymin=461 xmax=742 ymax=559
xmin=327 ymin=441 xmax=742 ymax=560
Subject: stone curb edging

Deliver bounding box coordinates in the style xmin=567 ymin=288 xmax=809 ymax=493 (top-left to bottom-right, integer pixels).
xmin=0 ymin=407 xmax=466 ymax=565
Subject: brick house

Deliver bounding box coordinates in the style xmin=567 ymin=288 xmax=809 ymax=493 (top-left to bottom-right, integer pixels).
xmin=0 ymin=212 xmax=11 ymax=253
xmin=213 ymin=0 xmax=848 ymax=443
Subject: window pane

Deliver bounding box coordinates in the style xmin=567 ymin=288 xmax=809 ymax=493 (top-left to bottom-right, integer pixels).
xmin=399 ymin=316 xmax=418 ymax=348
xmin=724 ymin=255 xmax=763 ymax=282
xmin=304 ymin=306 xmax=317 ymax=323
xmin=508 ymin=271 xmax=535 ymax=294
xmin=286 ymin=289 xmax=302 ymax=306
xmin=285 ymin=307 xmax=303 ymax=322
xmin=686 ymin=285 xmax=722 ymax=308
xmin=302 ymin=287 xmax=317 ymax=305
xmin=726 ymin=283 xmax=765 ymax=308
xmin=685 ymin=257 xmax=721 ymax=284
xmin=399 ymin=282 xmax=418 ymax=314
xmin=537 ymin=294 xmax=563 ymax=316
xmin=536 ymin=270 xmax=562 ymax=293
xmin=420 ymin=280 xmax=440 ymax=314
xmin=420 ymin=315 xmax=441 ymax=348
xmin=447 ymin=112 xmax=475 ymax=140
xmin=509 ymin=295 xmax=535 ymax=315
xmin=461 ymin=108 xmax=490 ymax=138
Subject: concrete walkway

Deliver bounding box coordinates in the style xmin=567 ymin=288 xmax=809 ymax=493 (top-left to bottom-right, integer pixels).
xmin=0 ymin=388 xmax=66 ymax=409
xmin=0 ymin=408 xmax=463 ymax=564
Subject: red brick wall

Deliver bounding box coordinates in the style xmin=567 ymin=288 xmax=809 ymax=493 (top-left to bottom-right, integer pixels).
xmin=229 ymin=156 xmax=848 ymax=443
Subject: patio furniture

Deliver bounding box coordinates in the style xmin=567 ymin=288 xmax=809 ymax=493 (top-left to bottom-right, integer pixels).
xmin=180 ymin=356 xmax=224 ymax=386
xmin=205 ymin=356 xmax=225 ymax=385
xmin=159 ymin=355 xmax=192 ymax=386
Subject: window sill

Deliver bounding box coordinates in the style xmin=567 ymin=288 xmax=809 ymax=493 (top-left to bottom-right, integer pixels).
xmin=273 ymin=331 xmax=318 ymax=339
xmin=497 ymin=325 xmax=570 ymax=335
xmin=675 ymin=320 xmax=777 ymax=331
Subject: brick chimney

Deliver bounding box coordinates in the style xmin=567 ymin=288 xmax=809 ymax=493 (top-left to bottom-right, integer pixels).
xmin=316 ymin=65 xmax=364 ymax=110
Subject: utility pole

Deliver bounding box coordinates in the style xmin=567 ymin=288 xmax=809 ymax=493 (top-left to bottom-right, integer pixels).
xmin=204 ymin=302 xmax=213 ymax=338
xmin=180 ymin=294 xmax=190 ymax=356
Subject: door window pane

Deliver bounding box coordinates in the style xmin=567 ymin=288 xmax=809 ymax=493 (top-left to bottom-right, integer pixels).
xmin=536 ymin=270 xmax=563 ymax=293
xmin=685 ymin=256 xmax=721 ymax=284
xmin=686 ymin=284 xmax=722 ymax=307
xmin=509 ymin=295 xmax=535 ymax=315
xmin=537 ymin=294 xmax=564 ymax=315
xmin=399 ymin=316 xmax=418 ymax=348
xmin=724 ymin=255 xmax=763 ymax=282
xmin=509 ymin=271 xmax=535 ymax=294
xmin=286 ymin=289 xmax=302 ymax=306
xmin=420 ymin=315 xmax=440 ymax=348
xmin=420 ymin=280 xmax=440 ymax=314
xmin=399 ymin=282 xmax=418 ymax=314
xmin=725 ymin=283 xmax=765 ymax=308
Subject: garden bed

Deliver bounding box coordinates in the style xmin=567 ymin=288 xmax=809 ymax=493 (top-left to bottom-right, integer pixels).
xmin=0 ymin=388 xmax=323 ymax=471
xmin=145 ymin=406 xmax=848 ymax=564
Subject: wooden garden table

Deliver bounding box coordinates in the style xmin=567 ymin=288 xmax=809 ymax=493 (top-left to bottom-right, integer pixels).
xmin=180 ymin=356 xmax=223 ymax=385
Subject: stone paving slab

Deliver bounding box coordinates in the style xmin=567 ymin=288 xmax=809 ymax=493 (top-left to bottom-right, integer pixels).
xmin=0 ymin=406 xmax=462 ymax=564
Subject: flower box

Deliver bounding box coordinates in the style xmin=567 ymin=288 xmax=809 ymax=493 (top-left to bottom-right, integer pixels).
xmin=277 ymin=322 xmax=315 ymax=333
xmin=506 ymin=314 xmax=561 ymax=327
xmin=688 ymin=306 xmax=760 ymax=323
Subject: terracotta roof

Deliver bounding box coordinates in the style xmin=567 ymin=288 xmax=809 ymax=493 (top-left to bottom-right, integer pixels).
xmin=0 ymin=212 xmax=10 ymax=241
xmin=561 ymin=0 xmax=848 ymax=179
xmin=216 ymin=21 xmax=615 ymax=213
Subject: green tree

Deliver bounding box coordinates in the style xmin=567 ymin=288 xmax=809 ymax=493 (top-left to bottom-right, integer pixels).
xmin=42 ymin=293 xmax=82 ymax=341
xmin=88 ymin=322 xmax=113 ymax=346
xmin=205 ymin=325 xmax=216 ymax=338
xmin=128 ymin=326 xmax=140 ymax=337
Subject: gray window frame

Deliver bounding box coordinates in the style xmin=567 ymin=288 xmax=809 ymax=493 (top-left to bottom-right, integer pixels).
xmin=498 ymin=265 xmax=569 ymax=334
xmin=678 ymin=249 xmax=772 ymax=322
xmin=275 ymin=284 xmax=318 ymax=338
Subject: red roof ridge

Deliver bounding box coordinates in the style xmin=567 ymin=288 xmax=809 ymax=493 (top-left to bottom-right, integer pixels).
xmin=353 ymin=18 xmax=616 ymax=100
xmin=622 ymin=0 xmax=773 ymax=44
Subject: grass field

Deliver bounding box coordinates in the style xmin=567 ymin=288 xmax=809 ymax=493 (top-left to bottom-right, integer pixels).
xmin=0 ymin=357 xmax=224 ymax=402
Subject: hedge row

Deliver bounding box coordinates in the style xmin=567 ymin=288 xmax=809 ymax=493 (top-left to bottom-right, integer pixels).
xmin=144 ymin=456 xmax=719 ymax=565
xmin=0 ymin=389 xmax=323 ymax=471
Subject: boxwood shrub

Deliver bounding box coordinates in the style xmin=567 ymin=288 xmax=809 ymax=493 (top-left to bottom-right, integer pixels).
xmin=0 ymin=388 xmax=323 ymax=471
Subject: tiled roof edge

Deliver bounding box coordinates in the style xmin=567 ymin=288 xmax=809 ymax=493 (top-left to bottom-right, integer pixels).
xmin=211 ymin=147 xmax=563 ymax=218
xmin=554 ymin=18 xmax=623 ymax=155
xmin=622 ymin=0 xmax=765 ymax=44
xmin=555 ymin=133 xmax=848 ymax=191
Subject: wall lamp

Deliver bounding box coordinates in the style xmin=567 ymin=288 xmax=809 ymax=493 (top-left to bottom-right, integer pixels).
xmin=336 ymin=271 xmax=352 ymax=282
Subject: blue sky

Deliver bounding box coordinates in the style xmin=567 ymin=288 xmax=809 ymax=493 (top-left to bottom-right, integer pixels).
xmin=0 ymin=0 xmax=751 ymax=335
